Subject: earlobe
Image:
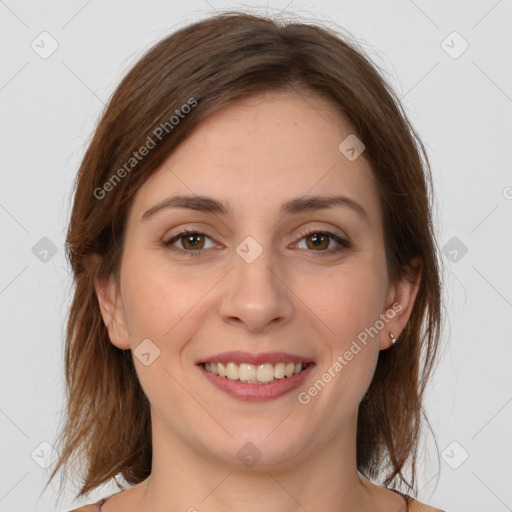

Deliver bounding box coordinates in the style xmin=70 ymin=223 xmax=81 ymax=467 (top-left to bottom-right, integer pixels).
xmin=380 ymin=256 xmax=422 ymax=350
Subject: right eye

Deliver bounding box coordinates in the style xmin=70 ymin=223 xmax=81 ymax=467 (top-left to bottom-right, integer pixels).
xmin=163 ymin=228 xmax=217 ymax=257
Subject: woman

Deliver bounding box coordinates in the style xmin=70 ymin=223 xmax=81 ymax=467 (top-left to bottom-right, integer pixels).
xmin=48 ymin=11 xmax=445 ymax=512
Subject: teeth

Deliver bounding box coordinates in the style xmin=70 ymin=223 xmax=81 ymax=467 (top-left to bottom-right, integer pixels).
xmin=203 ymin=361 xmax=308 ymax=383
xmin=239 ymin=363 xmax=256 ymax=382
xmin=257 ymin=363 xmax=274 ymax=383
xmin=226 ymin=362 xmax=238 ymax=380
xmin=274 ymin=362 xmax=285 ymax=379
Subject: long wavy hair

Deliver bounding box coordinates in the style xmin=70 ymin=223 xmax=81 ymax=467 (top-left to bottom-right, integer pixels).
xmin=46 ymin=10 xmax=444 ymax=503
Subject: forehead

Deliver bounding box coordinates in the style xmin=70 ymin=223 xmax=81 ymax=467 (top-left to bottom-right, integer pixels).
xmin=128 ymin=89 xmax=381 ymax=227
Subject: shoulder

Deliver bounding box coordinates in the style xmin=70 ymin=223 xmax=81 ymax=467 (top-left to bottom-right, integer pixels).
xmin=67 ymin=498 xmax=106 ymax=512
xmin=67 ymin=505 xmax=99 ymax=512
xmin=408 ymin=496 xmax=445 ymax=512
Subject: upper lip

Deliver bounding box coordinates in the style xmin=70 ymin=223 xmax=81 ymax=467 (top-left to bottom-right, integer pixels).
xmin=197 ymin=351 xmax=315 ymax=365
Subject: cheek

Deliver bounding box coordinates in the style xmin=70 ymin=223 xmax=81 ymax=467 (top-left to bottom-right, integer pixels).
xmin=303 ymin=257 xmax=387 ymax=399
xmin=120 ymin=255 xmax=194 ymax=343
xmin=305 ymin=261 xmax=387 ymax=344
xmin=120 ymin=253 xmax=224 ymax=358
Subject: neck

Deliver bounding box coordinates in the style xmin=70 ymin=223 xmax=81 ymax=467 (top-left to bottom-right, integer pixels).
xmin=136 ymin=413 xmax=378 ymax=512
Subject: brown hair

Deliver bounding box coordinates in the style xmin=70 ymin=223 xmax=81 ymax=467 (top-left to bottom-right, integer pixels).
xmin=46 ymin=10 xmax=444 ymax=502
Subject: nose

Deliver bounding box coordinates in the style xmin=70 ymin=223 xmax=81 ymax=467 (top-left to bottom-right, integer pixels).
xmin=218 ymin=243 xmax=294 ymax=334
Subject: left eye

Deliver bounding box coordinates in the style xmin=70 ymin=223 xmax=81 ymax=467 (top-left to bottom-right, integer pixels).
xmin=163 ymin=227 xmax=351 ymax=258
xmin=294 ymin=228 xmax=351 ymax=254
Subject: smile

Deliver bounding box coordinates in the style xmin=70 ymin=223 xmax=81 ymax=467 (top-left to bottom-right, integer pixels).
xmin=202 ymin=361 xmax=310 ymax=384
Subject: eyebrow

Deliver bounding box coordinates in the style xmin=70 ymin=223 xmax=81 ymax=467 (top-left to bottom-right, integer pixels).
xmin=141 ymin=194 xmax=369 ymax=223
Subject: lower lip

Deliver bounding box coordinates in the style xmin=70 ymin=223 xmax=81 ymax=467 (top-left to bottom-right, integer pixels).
xmin=199 ymin=364 xmax=315 ymax=402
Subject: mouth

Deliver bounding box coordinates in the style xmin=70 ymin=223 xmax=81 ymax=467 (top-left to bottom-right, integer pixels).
xmin=197 ymin=351 xmax=315 ymax=402
xmin=201 ymin=361 xmax=311 ymax=384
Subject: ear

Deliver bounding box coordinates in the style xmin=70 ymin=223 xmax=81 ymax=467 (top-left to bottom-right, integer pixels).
xmin=379 ymin=256 xmax=422 ymax=350
xmin=85 ymin=253 xmax=131 ymax=350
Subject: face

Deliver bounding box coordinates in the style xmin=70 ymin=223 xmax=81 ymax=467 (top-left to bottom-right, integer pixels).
xmin=96 ymin=89 xmax=420 ymax=471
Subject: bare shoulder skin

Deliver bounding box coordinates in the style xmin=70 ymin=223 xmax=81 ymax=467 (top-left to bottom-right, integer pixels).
xmin=67 ymin=505 xmax=98 ymax=512
xmin=409 ymin=498 xmax=445 ymax=512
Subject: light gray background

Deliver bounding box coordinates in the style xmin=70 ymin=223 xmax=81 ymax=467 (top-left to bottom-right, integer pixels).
xmin=0 ymin=1 xmax=511 ymax=511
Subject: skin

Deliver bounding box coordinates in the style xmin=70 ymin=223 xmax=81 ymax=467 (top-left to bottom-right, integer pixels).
xmin=94 ymin=89 xmax=421 ymax=512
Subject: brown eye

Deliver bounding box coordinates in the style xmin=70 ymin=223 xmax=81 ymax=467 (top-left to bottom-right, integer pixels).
xmin=179 ymin=232 xmax=205 ymax=250
xmin=295 ymin=228 xmax=351 ymax=256
xmin=163 ymin=227 xmax=351 ymax=259
xmin=304 ymin=232 xmax=330 ymax=250
xmin=164 ymin=228 xmax=215 ymax=257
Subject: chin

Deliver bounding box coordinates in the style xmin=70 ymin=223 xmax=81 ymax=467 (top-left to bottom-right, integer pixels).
xmin=204 ymin=425 xmax=310 ymax=470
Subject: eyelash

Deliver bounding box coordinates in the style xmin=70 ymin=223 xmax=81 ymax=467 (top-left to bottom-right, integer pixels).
xmin=163 ymin=227 xmax=351 ymax=258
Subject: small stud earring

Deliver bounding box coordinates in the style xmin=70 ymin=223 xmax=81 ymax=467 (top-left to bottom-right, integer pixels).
xmin=389 ymin=332 xmax=396 ymax=345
